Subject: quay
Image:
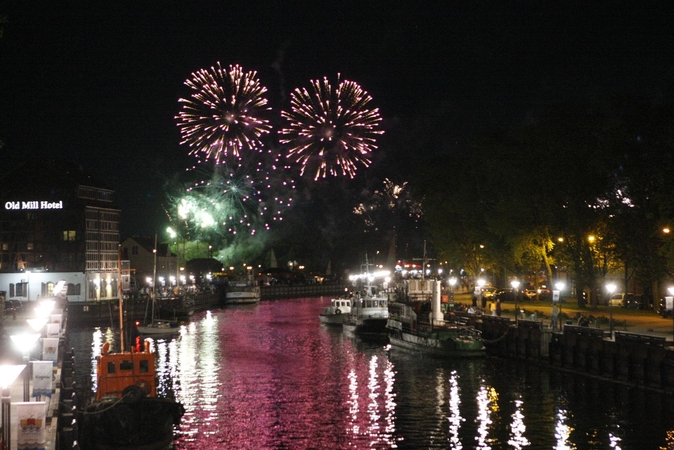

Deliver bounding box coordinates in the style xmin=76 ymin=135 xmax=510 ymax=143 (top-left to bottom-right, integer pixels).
xmin=450 ymin=292 xmax=674 ymax=392
xmin=0 ymin=303 xmax=73 ymax=450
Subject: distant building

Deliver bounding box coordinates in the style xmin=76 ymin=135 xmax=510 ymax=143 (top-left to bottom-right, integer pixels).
xmin=0 ymin=158 xmax=128 ymax=303
xmin=120 ymin=236 xmax=177 ymax=290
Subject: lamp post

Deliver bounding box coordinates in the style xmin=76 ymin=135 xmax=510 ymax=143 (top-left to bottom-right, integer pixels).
xmin=0 ymin=364 xmax=27 ymax=450
xmin=511 ymin=279 xmax=521 ymax=323
xmin=663 ymin=287 xmax=674 ymax=339
xmin=448 ymin=277 xmax=457 ymax=311
xmin=606 ymin=283 xmax=616 ymax=338
xmin=554 ymin=282 xmax=565 ymax=330
xmin=10 ymin=334 xmax=41 ymax=401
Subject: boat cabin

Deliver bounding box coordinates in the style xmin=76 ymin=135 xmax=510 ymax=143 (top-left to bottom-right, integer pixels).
xmin=96 ymin=340 xmax=157 ymax=400
xmin=331 ymin=298 xmax=352 ymax=309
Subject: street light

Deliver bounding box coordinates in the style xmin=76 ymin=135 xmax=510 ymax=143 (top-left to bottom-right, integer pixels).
xmin=606 ymin=283 xmax=616 ymax=338
xmin=11 ymin=334 xmax=41 ymax=401
xmin=511 ymin=279 xmax=521 ymax=323
xmin=662 ymin=287 xmax=674 ymax=339
xmin=448 ymin=277 xmax=457 ymax=310
xmin=0 ymin=364 xmax=27 ymax=450
xmin=555 ymin=281 xmax=565 ymax=330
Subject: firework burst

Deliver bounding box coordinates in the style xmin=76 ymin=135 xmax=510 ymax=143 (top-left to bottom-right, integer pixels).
xmin=176 ymin=63 xmax=272 ymax=162
xmin=173 ymin=149 xmax=295 ymax=238
xmin=280 ymin=75 xmax=383 ymax=180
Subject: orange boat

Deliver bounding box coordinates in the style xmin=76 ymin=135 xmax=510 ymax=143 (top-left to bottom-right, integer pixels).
xmin=77 ymin=339 xmax=184 ymax=450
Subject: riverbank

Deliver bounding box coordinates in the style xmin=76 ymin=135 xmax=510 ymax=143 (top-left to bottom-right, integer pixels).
xmin=451 ymin=291 xmax=674 ymax=340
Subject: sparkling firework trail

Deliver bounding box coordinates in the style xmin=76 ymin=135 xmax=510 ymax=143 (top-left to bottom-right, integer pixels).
xmin=280 ymin=75 xmax=383 ymax=180
xmin=176 ymin=63 xmax=272 ymax=162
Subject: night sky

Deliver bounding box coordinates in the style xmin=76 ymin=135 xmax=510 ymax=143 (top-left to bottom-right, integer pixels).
xmin=1 ymin=2 xmax=673 ymax=238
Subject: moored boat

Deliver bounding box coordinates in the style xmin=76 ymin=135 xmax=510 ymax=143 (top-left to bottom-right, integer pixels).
xmin=342 ymin=286 xmax=390 ymax=338
xmin=225 ymin=281 xmax=261 ymax=304
xmin=135 ymin=319 xmax=181 ymax=336
xmin=319 ymin=293 xmax=353 ymax=325
xmin=77 ymin=339 xmax=185 ymax=450
xmin=342 ymin=257 xmax=391 ymax=338
xmin=387 ymin=279 xmax=485 ymax=358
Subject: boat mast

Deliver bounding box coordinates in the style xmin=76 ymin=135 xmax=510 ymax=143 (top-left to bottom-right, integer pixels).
xmin=118 ymin=244 xmax=125 ymax=352
xmin=152 ymin=233 xmax=158 ymax=322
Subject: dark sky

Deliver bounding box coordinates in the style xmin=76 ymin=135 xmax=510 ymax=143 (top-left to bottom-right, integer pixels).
xmin=1 ymin=2 xmax=673 ymax=237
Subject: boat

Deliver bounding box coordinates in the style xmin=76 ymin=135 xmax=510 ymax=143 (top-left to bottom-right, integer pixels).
xmin=77 ymin=340 xmax=185 ymax=449
xmin=77 ymin=249 xmax=185 ymax=449
xmin=387 ymin=279 xmax=485 ymax=358
xmin=135 ymin=290 xmax=181 ymax=336
xmin=318 ymin=291 xmax=353 ymax=325
xmin=135 ymin=319 xmax=181 ymax=336
xmin=225 ymin=267 xmax=261 ymax=305
xmin=342 ymin=257 xmax=390 ymax=338
xmin=342 ymin=288 xmax=389 ymax=337
xmin=155 ymin=290 xmax=196 ymax=321
xmin=225 ymin=281 xmax=261 ymax=304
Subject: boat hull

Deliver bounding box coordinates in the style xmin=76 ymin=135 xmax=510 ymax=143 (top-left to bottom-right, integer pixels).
xmin=77 ymin=396 xmax=184 ymax=450
xmin=225 ymin=284 xmax=261 ymax=304
xmin=224 ymin=292 xmax=260 ymax=304
xmin=343 ymin=317 xmax=388 ymax=338
xmin=136 ymin=323 xmax=181 ymax=336
xmin=387 ymin=325 xmax=485 ymax=358
xmin=319 ymin=312 xmax=348 ymax=325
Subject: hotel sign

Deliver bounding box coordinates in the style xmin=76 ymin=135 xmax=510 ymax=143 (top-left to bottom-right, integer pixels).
xmin=5 ymin=201 xmax=64 ymax=210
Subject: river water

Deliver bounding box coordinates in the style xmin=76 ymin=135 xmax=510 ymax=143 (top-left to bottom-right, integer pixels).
xmin=69 ymin=297 xmax=674 ymax=449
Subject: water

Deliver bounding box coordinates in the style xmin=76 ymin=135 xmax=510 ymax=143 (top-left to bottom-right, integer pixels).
xmin=69 ymin=297 xmax=674 ymax=449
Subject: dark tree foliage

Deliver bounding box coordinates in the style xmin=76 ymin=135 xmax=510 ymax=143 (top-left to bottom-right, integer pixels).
xmin=415 ymin=99 xmax=674 ymax=307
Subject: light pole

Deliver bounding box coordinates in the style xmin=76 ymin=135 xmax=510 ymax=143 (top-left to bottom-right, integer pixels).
xmin=448 ymin=277 xmax=457 ymax=311
xmin=554 ymin=281 xmax=565 ymax=330
xmin=0 ymin=364 xmax=27 ymax=450
xmin=663 ymin=287 xmax=674 ymax=339
xmin=10 ymin=334 xmax=41 ymax=401
xmin=511 ymin=279 xmax=521 ymax=323
xmin=606 ymin=283 xmax=616 ymax=338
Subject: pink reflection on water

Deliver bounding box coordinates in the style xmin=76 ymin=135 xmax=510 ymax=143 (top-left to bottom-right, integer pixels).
xmin=171 ymin=298 xmax=397 ymax=449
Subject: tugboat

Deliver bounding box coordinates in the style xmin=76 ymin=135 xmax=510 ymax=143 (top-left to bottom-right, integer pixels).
xmin=77 ymin=339 xmax=185 ymax=449
xmin=342 ymin=257 xmax=390 ymax=338
xmin=387 ymin=279 xmax=485 ymax=358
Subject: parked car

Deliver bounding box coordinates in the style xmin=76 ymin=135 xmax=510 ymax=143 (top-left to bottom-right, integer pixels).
xmin=493 ymin=289 xmax=527 ymax=303
xmin=609 ymin=293 xmax=626 ymax=307
xmin=4 ymin=299 xmax=22 ymax=312
xmin=524 ymin=289 xmax=537 ymax=299
xmin=480 ymin=287 xmax=497 ymax=298
xmin=536 ymin=287 xmax=552 ymax=301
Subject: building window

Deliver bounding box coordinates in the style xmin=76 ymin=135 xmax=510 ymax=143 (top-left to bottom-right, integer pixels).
xmin=27 ymin=243 xmax=34 ymax=251
xmin=12 ymin=282 xmax=27 ymax=297
xmin=66 ymin=283 xmax=81 ymax=295
xmin=63 ymin=230 xmax=77 ymax=241
xmin=132 ymin=245 xmax=139 ymax=255
xmin=1 ymin=243 xmax=8 ymax=251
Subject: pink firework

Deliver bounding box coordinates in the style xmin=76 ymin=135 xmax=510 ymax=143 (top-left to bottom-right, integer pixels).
xmin=176 ymin=63 xmax=272 ymax=162
xmin=280 ymin=75 xmax=383 ymax=180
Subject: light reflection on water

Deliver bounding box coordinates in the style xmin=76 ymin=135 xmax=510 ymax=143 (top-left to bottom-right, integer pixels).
xmin=69 ymin=297 xmax=674 ymax=449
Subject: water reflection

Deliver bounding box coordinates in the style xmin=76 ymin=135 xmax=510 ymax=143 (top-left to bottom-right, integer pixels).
xmin=69 ymin=298 xmax=674 ymax=449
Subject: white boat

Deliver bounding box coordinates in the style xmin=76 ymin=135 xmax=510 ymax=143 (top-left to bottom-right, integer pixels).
xmin=343 ymin=289 xmax=389 ymax=338
xmin=387 ymin=280 xmax=485 ymax=358
xmin=319 ymin=294 xmax=353 ymax=325
xmin=225 ymin=266 xmax=261 ymax=304
xmin=225 ymin=281 xmax=261 ymax=304
xmin=136 ymin=319 xmax=181 ymax=336
xmin=342 ymin=260 xmax=390 ymax=337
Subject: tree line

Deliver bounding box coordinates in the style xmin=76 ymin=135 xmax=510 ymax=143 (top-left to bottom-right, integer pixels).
xmin=413 ymin=98 xmax=674 ymax=308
